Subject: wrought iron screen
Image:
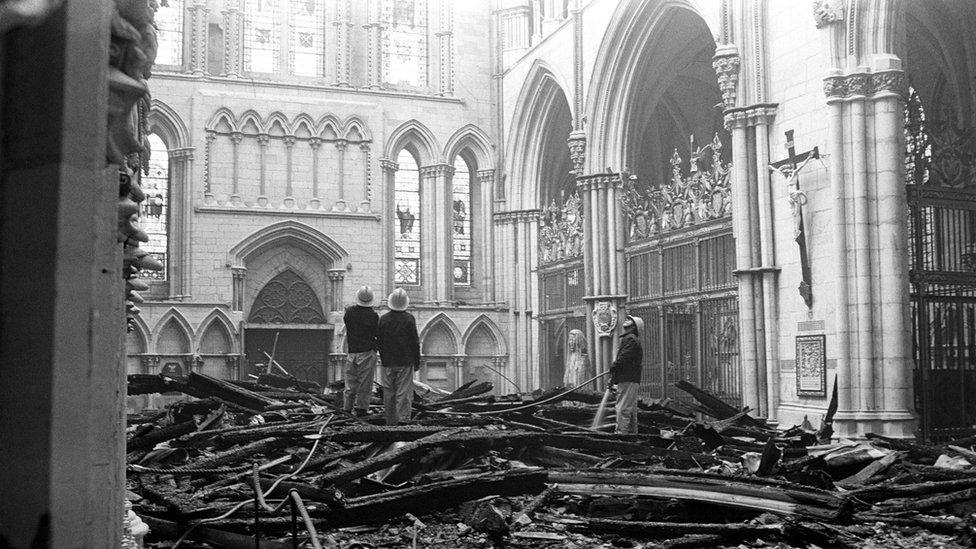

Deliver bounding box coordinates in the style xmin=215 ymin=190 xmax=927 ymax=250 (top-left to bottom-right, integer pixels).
xmin=539 ymin=263 xmax=584 ymax=313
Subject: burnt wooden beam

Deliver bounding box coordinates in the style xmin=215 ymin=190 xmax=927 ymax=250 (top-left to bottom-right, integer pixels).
xmin=126 ymin=420 xmax=196 ymax=452
xmin=187 ymin=372 xmax=275 ymax=412
xmin=537 ymin=513 xmax=784 ymax=538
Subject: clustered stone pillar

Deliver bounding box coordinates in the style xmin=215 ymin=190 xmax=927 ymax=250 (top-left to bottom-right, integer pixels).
xmin=333 ymin=0 xmax=352 ymax=87
xmin=477 ymin=169 xmax=496 ymax=301
xmin=822 ymin=60 xmax=915 ymax=437
xmin=380 ymin=159 xmax=399 ymax=292
xmin=328 ymin=269 xmax=346 ymax=312
xmin=364 ymin=0 xmax=383 ymax=89
xmin=169 ymin=148 xmax=194 ymax=299
xmin=231 ymin=267 xmax=246 ymax=312
xmin=222 ymin=0 xmax=244 ymax=78
xmin=419 ymin=163 xmax=455 ymax=304
xmin=188 ymin=0 xmax=208 ymax=75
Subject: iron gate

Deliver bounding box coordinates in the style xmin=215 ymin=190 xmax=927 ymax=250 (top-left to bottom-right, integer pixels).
xmin=909 ymin=184 xmax=976 ymax=441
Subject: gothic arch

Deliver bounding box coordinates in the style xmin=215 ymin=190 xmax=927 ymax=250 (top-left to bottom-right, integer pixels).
xmin=462 ymin=315 xmax=507 ymax=355
xmin=248 ymin=269 xmax=327 ymax=324
xmin=206 ymin=107 xmax=239 ymax=133
xmin=195 ymin=308 xmax=238 ymax=353
xmin=149 ymin=99 xmax=190 ymax=149
xmin=229 ymin=220 xmax=349 ymax=268
xmin=342 ymin=116 xmax=373 ymax=142
xmin=292 ymin=113 xmax=317 ymax=138
xmin=505 ymin=61 xmax=574 ymax=209
xmin=419 ymin=313 xmax=461 ymax=354
xmin=126 ymin=316 xmax=150 ymax=355
xmin=239 ymin=109 xmax=264 ymax=135
xmin=265 ymin=111 xmax=290 ymax=137
xmin=151 ymin=308 xmax=193 ymax=354
xmin=385 ymin=119 xmax=441 ymax=166
xmin=444 ymin=124 xmax=494 ymax=170
xmin=585 ymin=0 xmax=721 ymax=174
xmin=317 ymin=114 xmax=342 ymax=140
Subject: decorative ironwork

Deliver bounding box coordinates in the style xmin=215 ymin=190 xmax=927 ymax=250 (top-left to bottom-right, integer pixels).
xmin=621 ymin=134 xmax=732 ymax=241
xmin=248 ymin=270 xmax=326 ymax=324
xmin=539 ymin=191 xmax=584 ymax=264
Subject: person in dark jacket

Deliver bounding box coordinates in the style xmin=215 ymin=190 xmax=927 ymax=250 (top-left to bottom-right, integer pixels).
xmin=343 ymin=286 xmax=379 ymax=416
xmin=377 ymin=288 xmax=421 ymax=425
xmin=610 ymin=315 xmax=644 ymax=433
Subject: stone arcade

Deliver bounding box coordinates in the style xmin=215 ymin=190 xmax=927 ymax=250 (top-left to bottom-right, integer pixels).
xmin=3 ymin=0 xmax=976 ymax=544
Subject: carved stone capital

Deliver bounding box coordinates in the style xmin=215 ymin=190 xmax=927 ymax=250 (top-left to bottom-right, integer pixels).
xmin=335 ymin=139 xmax=347 ymax=151
xmin=231 ymin=266 xmax=247 ymax=280
xmin=327 ymin=268 xmax=346 ymax=281
xmin=813 ymin=0 xmax=845 ymax=29
xmin=420 ymin=164 xmax=454 ymax=179
xmin=823 ymin=70 xmax=907 ymax=100
xmin=283 ymin=136 xmax=296 ymax=147
xmin=477 ymin=169 xmax=495 ymax=185
xmin=359 ymin=141 xmax=371 ymax=151
xmin=309 ymin=137 xmax=323 ymax=149
xmin=380 ymin=158 xmax=399 ymax=173
xmin=230 ymin=131 xmax=243 ymax=144
xmin=256 ymin=133 xmax=270 ymax=146
xmin=712 ymin=45 xmax=741 ymax=110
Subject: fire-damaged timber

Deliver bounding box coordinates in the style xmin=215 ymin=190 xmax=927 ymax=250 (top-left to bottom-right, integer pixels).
xmin=125 ymin=373 xmax=976 ymax=547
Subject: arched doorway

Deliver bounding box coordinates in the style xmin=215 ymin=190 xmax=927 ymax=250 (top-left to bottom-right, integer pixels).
xmin=904 ymin=1 xmax=976 ymax=440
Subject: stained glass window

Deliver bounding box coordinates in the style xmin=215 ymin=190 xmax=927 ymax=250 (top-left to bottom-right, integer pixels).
xmin=154 ymin=0 xmax=184 ymax=66
xmin=382 ymin=0 xmax=428 ymax=88
xmin=394 ymin=150 xmax=421 ymax=284
xmin=142 ymin=134 xmax=169 ymax=280
xmin=289 ymin=0 xmax=324 ymax=77
xmin=244 ymin=0 xmax=280 ymax=74
xmin=452 ymin=158 xmax=472 ymax=285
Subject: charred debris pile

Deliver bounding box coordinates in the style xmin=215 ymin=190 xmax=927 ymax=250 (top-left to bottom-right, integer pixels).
xmin=126 ymin=373 xmax=976 ymax=548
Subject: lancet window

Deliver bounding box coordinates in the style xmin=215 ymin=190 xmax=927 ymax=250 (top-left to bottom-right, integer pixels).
xmin=381 ymin=0 xmax=428 ymax=88
xmin=394 ymin=150 xmax=422 ymax=285
xmin=154 ymin=0 xmax=184 ymax=66
xmin=142 ymin=133 xmax=170 ymax=280
xmin=244 ymin=0 xmax=281 ymax=74
xmin=453 ymin=157 xmax=472 ymax=285
xmin=288 ymin=0 xmax=325 ymax=77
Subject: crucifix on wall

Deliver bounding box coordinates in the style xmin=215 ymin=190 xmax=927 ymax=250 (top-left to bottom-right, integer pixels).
xmin=769 ymin=130 xmax=819 ymax=309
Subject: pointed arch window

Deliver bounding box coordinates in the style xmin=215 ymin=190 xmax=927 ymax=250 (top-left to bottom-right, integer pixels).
xmin=143 ymin=133 xmax=170 ymax=280
xmin=452 ymin=157 xmax=472 ymax=286
xmin=394 ymin=149 xmax=421 ymax=285
xmin=244 ymin=0 xmax=281 ymax=74
xmin=154 ymin=0 xmax=184 ymax=66
xmin=289 ymin=0 xmax=325 ymax=77
xmin=382 ymin=0 xmax=428 ymax=88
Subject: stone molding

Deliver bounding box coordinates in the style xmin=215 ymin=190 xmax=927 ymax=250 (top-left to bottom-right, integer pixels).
xmin=575 ymin=173 xmax=621 ymax=192
xmin=380 ymin=158 xmax=399 ymax=173
xmin=419 ymin=164 xmax=454 ymax=179
xmin=493 ymin=209 xmax=541 ymax=224
xmin=813 ymin=0 xmax=845 ymax=29
xmin=712 ymin=45 xmax=740 ymax=110
xmin=823 ymin=70 xmax=908 ymax=100
xmin=722 ymin=103 xmax=778 ymax=129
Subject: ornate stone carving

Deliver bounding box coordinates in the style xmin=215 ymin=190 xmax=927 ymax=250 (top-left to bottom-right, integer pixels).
xmin=813 ymin=0 xmax=845 ymax=29
xmin=823 ymin=70 xmax=907 ymax=100
xmin=567 ymin=131 xmax=586 ymax=175
xmin=592 ymin=301 xmax=618 ymax=337
xmin=712 ymin=46 xmax=740 ymax=110
xmin=620 ymin=134 xmax=732 ymax=240
xmin=539 ymin=191 xmax=584 ymax=263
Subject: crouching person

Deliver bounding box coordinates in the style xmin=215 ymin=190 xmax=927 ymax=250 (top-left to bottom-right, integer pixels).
xmin=610 ymin=315 xmax=644 ymax=434
xmin=343 ymin=286 xmax=379 ymax=417
xmin=377 ymin=288 xmax=420 ymax=425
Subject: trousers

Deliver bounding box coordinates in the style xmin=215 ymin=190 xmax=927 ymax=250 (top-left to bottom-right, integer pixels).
xmin=615 ymin=381 xmax=639 ymax=434
xmin=343 ymin=350 xmax=377 ymax=413
xmin=382 ymin=366 xmax=414 ymax=426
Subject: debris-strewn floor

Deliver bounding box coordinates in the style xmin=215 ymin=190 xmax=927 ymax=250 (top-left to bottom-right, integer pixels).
xmin=126 ymin=372 xmax=976 ymax=548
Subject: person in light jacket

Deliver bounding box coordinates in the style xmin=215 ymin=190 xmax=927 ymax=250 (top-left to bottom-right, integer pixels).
xmin=377 ymin=288 xmax=421 ymax=425
xmin=342 ymin=286 xmax=379 ymax=417
xmin=609 ymin=315 xmax=644 ymax=433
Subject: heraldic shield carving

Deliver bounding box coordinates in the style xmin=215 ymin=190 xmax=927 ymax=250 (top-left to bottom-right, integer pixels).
xmin=592 ymin=301 xmax=618 ymax=337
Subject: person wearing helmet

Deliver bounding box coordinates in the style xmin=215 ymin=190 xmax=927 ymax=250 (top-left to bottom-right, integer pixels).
xmin=610 ymin=315 xmax=644 ymax=433
xmin=343 ymin=286 xmax=379 ymax=417
xmin=377 ymin=288 xmax=421 ymax=425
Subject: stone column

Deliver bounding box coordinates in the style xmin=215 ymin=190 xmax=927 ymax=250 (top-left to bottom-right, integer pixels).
xmin=221 ymin=0 xmax=244 ymax=78
xmin=752 ymin=106 xmax=780 ymax=418
xmin=283 ymin=136 xmax=295 ymax=205
xmin=381 ymin=159 xmax=399 ymax=292
xmin=257 ymin=133 xmax=269 ymax=206
xmin=188 ymin=0 xmax=208 ymax=75
xmin=336 ymin=138 xmax=347 ymax=203
xmin=309 ymin=137 xmax=322 ymax=208
xmin=420 ymin=163 xmax=455 ymax=304
xmin=328 ymin=269 xmax=346 ymax=312
xmin=360 ymin=142 xmax=373 ymax=211
xmin=437 ymin=0 xmax=454 ymax=96
xmin=203 ymin=130 xmax=216 ymax=204
xmin=333 ymin=0 xmax=352 ymax=86
xmin=230 ymin=131 xmax=242 ymax=204
xmin=169 ymin=148 xmax=193 ymax=299
xmin=231 ymin=267 xmax=246 ymax=312
xmin=477 ymin=169 xmax=496 ymax=301
xmin=364 ymin=0 xmax=383 ymax=89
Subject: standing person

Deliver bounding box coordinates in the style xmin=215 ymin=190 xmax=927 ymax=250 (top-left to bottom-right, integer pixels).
xmin=609 ymin=315 xmax=644 ymax=433
xmin=343 ymin=286 xmax=379 ymax=417
xmin=377 ymin=288 xmax=420 ymax=425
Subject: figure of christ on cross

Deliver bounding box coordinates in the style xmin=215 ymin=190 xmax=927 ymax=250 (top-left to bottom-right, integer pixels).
xmin=769 ymin=129 xmax=820 ymax=309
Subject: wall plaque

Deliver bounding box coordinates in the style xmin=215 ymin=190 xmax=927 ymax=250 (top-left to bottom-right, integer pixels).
xmin=796 ymin=334 xmax=827 ymax=397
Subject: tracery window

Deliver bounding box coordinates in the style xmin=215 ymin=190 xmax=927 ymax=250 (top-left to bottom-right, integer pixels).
xmin=244 ymin=0 xmax=281 ymax=74
xmin=288 ymin=0 xmax=324 ymax=77
xmin=394 ymin=150 xmax=421 ymax=285
xmin=142 ymin=134 xmax=170 ymax=280
xmin=452 ymin=158 xmax=472 ymax=285
xmin=154 ymin=0 xmax=184 ymax=66
xmin=382 ymin=0 xmax=428 ymax=88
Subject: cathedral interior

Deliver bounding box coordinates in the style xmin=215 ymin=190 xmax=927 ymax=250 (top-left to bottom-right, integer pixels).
xmin=3 ymin=0 xmax=976 ymax=545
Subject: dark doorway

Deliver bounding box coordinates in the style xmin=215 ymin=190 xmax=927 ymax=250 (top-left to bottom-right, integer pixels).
xmin=245 ymin=328 xmax=331 ymax=386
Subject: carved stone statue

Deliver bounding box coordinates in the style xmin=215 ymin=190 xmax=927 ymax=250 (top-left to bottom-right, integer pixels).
xmin=563 ymin=329 xmax=589 ymax=387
